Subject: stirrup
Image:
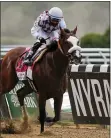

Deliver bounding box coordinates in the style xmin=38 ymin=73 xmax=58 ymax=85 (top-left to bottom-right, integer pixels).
xmin=24 ymin=62 xmax=33 ymax=66
xmin=23 ymin=59 xmax=33 ymax=66
xmin=25 ymin=50 xmax=33 ymax=59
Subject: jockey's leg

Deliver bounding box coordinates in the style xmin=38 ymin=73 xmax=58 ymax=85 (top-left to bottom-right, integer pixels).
xmin=31 ymin=44 xmax=47 ymax=62
xmin=23 ymin=40 xmax=41 ymax=65
xmin=30 ymin=39 xmax=58 ymax=63
xmin=24 ymin=29 xmax=48 ymax=65
xmin=24 ymin=39 xmax=58 ymax=66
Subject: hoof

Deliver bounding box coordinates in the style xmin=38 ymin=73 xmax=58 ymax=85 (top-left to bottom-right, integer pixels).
xmin=45 ymin=117 xmax=54 ymax=122
xmin=45 ymin=121 xmax=54 ymax=127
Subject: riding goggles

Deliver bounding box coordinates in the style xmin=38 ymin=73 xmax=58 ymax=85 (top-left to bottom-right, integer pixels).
xmin=51 ymin=18 xmax=60 ymax=24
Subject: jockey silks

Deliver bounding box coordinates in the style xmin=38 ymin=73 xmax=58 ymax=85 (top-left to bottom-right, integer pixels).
xmin=31 ymin=11 xmax=66 ymax=42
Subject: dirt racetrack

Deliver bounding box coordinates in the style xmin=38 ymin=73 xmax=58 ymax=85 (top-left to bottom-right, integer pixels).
xmin=1 ymin=120 xmax=110 ymax=138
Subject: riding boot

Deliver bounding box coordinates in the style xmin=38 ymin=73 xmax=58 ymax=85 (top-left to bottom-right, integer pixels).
xmin=23 ymin=42 xmax=41 ymax=66
xmin=30 ymin=44 xmax=46 ymax=63
xmin=30 ymin=40 xmax=57 ymax=63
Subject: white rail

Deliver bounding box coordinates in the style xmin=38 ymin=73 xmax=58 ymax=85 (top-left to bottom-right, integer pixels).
xmin=1 ymin=45 xmax=110 ymax=64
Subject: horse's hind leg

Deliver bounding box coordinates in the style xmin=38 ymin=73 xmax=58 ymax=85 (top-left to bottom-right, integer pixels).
xmin=17 ymin=81 xmax=32 ymax=131
xmin=17 ymin=88 xmax=29 ymax=132
xmin=17 ymin=88 xmax=28 ymax=129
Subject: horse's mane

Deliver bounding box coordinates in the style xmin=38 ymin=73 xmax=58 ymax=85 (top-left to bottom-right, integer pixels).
xmin=46 ymin=28 xmax=71 ymax=52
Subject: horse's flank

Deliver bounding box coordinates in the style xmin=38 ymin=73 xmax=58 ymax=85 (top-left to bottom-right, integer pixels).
xmin=1 ymin=47 xmax=26 ymax=94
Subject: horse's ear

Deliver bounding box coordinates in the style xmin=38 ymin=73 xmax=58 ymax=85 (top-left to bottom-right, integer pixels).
xmin=72 ymin=26 xmax=77 ymax=35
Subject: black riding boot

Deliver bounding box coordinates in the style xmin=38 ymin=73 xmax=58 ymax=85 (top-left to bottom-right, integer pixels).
xmin=23 ymin=42 xmax=41 ymax=66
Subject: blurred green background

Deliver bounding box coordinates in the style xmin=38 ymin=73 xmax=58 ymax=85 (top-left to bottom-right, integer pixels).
xmin=1 ymin=2 xmax=110 ymax=47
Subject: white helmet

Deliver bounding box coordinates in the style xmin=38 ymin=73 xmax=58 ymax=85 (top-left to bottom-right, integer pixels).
xmin=48 ymin=7 xmax=63 ymax=20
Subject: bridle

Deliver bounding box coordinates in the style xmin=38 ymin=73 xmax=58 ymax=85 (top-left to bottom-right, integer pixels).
xmin=57 ymin=35 xmax=75 ymax=60
xmin=57 ymin=33 xmax=82 ymax=64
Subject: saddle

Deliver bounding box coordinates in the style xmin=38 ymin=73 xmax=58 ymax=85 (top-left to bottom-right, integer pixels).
xmin=15 ymin=47 xmax=48 ymax=81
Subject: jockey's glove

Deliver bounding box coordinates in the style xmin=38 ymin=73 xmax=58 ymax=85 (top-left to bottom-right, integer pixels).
xmin=38 ymin=37 xmax=46 ymax=44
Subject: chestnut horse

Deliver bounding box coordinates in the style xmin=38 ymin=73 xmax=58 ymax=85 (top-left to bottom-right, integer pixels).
xmin=0 ymin=28 xmax=82 ymax=133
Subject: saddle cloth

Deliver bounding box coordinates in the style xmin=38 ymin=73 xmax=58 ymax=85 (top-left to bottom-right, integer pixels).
xmin=16 ymin=47 xmax=47 ymax=81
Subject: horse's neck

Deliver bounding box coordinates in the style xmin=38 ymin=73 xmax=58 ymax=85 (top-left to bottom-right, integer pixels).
xmin=52 ymin=49 xmax=69 ymax=76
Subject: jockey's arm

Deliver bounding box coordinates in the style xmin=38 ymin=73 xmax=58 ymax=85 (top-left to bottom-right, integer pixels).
xmin=31 ymin=25 xmax=39 ymax=39
xmin=31 ymin=12 xmax=45 ymax=39
xmin=51 ymin=30 xmax=59 ymax=42
xmin=59 ymin=18 xmax=67 ymax=29
xmin=51 ymin=18 xmax=66 ymax=42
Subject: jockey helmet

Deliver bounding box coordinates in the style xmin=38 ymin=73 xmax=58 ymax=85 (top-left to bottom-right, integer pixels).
xmin=48 ymin=7 xmax=63 ymax=24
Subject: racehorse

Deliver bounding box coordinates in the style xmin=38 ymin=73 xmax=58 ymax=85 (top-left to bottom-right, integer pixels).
xmin=0 ymin=27 xmax=82 ymax=133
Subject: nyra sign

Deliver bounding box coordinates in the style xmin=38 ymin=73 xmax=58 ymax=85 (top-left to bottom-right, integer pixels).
xmin=68 ymin=65 xmax=110 ymax=125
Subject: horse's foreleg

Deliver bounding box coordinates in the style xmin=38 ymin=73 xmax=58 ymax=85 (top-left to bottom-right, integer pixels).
xmin=53 ymin=95 xmax=63 ymax=122
xmin=39 ymin=96 xmax=46 ymax=133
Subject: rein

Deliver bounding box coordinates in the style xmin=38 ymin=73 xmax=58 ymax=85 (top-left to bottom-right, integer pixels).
xmin=57 ymin=40 xmax=72 ymax=60
xmin=57 ymin=41 xmax=64 ymax=54
xmin=57 ymin=39 xmax=72 ymax=79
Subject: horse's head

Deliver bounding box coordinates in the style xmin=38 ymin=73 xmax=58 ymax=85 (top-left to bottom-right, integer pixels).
xmin=59 ymin=27 xmax=82 ymax=64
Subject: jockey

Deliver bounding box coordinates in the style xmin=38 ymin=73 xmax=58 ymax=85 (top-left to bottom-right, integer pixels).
xmin=24 ymin=7 xmax=66 ymax=65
